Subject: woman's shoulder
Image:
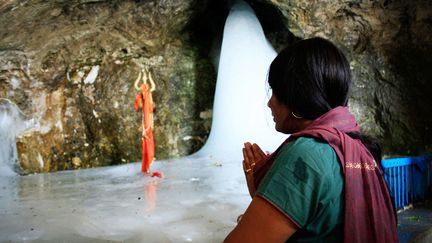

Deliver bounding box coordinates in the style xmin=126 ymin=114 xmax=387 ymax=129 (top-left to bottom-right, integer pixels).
xmin=277 ymin=136 xmax=339 ymax=171
xmin=280 ymin=136 xmax=333 ymax=156
xmin=257 ymin=136 xmax=344 ymax=235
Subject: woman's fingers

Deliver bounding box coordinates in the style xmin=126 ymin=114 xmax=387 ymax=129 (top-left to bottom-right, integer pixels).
xmin=242 ymin=143 xmax=258 ymax=197
xmin=252 ymin=143 xmax=266 ymax=159
xmin=255 ymin=144 xmax=266 ymax=157
xmin=244 ymin=143 xmax=254 ymax=162
xmin=243 ymin=143 xmax=255 ymax=172
xmin=242 ymin=148 xmax=249 ymax=172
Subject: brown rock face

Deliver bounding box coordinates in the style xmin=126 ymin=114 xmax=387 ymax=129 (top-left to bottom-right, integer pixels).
xmin=0 ymin=0 xmax=216 ymax=173
xmin=265 ymin=0 xmax=432 ymax=155
xmin=1 ymin=0 xmax=431 ymax=173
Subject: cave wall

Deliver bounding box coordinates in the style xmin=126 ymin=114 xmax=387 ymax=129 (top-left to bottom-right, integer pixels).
xmin=255 ymin=0 xmax=432 ymax=156
xmin=0 ymin=0 xmax=217 ymax=173
xmin=0 ymin=0 xmax=431 ymax=173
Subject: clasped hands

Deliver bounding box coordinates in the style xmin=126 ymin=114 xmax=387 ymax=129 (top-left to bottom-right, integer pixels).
xmin=242 ymin=142 xmax=268 ymax=197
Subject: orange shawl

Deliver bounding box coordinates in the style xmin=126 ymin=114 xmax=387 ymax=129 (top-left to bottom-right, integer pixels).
xmin=134 ymin=83 xmax=155 ymax=173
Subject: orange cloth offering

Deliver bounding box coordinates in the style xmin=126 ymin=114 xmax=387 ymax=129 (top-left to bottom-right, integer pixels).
xmin=134 ymin=83 xmax=155 ymax=173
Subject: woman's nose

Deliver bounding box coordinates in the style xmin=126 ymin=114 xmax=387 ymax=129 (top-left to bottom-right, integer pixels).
xmin=267 ymin=97 xmax=272 ymax=108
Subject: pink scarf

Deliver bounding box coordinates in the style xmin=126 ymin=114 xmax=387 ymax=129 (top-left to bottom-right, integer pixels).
xmin=254 ymin=106 xmax=399 ymax=242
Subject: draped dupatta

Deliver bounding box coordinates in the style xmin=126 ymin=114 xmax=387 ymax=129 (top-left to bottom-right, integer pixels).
xmin=254 ymin=106 xmax=398 ymax=243
xmin=134 ymin=83 xmax=155 ymax=173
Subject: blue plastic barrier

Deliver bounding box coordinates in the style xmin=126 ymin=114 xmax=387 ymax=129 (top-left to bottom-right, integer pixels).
xmin=382 ymin=155 xmax=432 ymax=210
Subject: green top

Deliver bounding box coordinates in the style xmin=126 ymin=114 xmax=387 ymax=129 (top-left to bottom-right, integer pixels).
xmin=256 ymin=137 xmax=344 ymax=243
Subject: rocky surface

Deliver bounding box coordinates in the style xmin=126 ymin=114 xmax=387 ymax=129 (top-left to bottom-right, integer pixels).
xmin=0 ymin=0 xmax=216 ymax=173
xmin=0 ymin=0 xmax=431 ymax=173
xmin=266 ymin=0 xmax=432 ymax=156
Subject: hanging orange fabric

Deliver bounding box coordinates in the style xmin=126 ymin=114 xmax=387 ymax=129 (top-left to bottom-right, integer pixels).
xmin=134 ymin=82 xmax=155 ymax=173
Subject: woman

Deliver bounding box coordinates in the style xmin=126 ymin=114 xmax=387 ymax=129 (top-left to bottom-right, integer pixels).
xmin=224 ymin=37 xmax=398 ymax=242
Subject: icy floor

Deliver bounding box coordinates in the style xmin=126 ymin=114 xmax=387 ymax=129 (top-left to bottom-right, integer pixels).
xmin=0 ymin=153 xmax=251 ymax=242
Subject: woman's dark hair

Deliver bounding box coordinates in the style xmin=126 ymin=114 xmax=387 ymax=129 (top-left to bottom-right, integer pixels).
xmin=268 ymin=37 xmax=351 ymax=119
xmin=268 ymin=37 xmax=382 ymax=165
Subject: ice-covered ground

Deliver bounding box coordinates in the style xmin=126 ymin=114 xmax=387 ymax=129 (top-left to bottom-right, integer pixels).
xmin=0 ymin=1 xmax=288 ymax=242
xmin=0 ymin=154 xmax=251 ymax=242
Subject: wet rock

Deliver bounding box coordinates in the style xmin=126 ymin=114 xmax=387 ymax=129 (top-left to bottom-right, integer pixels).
xmin=259 ymin=0 xmax=432 ymax=155
xmin=0 ymin=0 xmax=215 ymax=173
